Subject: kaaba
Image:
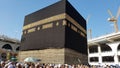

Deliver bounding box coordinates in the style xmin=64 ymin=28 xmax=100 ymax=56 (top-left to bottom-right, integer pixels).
xmin=19 ymin=0 xmax=88 ymax=64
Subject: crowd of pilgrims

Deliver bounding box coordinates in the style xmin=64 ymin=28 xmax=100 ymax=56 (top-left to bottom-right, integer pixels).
xmin=0 ymin=60 xmax=118 ymax=68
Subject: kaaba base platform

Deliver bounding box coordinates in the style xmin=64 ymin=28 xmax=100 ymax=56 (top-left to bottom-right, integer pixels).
xmin=19 ymin=48 xmax=87 ymax=64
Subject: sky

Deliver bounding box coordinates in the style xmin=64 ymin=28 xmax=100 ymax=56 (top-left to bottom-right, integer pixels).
xmin=0 ymin=0 xmax=120 ymax=40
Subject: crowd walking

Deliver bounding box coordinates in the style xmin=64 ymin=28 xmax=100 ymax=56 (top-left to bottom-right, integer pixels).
xmin=0 ymin=60 xmax=119 ymax=68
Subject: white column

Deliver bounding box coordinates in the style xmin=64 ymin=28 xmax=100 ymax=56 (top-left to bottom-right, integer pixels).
xmin=114 ymin=45 xmax=118 ymax=64
xmin=88 ymin=47 xmax=90 ymax=63
xmin=108 ymin=42 xmax=120 ymax=64
xmin=98 ymin=45 xmax=102 ymax=65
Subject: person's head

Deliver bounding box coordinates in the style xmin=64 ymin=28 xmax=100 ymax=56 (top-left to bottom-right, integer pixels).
xmin=35 ymin=63 xmax=40 ymax=68
xmin=29 ymin=63 xmax=35 ymax=68
xmin=16 ymin=63 xmax=22 ymax=68
xmin=1 ymin=61 xmax=5 ymax=67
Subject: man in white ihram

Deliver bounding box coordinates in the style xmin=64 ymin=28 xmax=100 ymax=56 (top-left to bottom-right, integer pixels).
xmin=8 ymin=62 xmax=15 ymax=68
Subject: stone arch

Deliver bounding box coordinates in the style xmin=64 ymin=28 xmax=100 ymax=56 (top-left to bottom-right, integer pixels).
xmin=89 ymin=45 xmax=98 ymax=53
xmin=2 ymin=44 xmax=12 ymax=50
xmin=100 ymin=44 xmax=112 ymax=52
xmin=117 ymin=44 xmax=120 ymax=51
xmin=16 ymin=46 xmax=20 ymax=51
